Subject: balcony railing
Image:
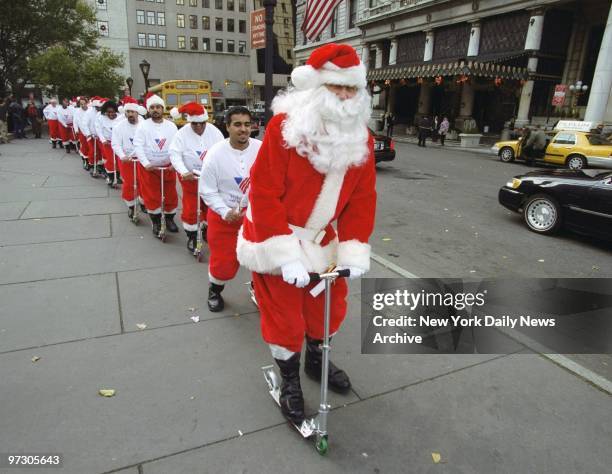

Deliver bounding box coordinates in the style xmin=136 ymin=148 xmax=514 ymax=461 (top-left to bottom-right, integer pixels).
xmin=359 ymin=0 xmax=439 ymax=23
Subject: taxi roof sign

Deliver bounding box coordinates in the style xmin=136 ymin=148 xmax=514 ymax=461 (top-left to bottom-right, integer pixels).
xmin=554 ymin=120 xmax=595 ymax=132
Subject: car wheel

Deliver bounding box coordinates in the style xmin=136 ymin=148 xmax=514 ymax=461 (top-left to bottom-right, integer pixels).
xmin=523 ymin=194 xmax=562 ymax=235
xmin=566 ymin=154 xmax=587 ymax=170
xmin=499 ymin=147 xmax=515 ymax=163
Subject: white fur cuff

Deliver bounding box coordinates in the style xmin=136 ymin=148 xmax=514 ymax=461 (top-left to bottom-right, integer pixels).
xmin=237 ymin=231 xmax=301 ymax=273
xmin=336 ymin=239 xmax=371 ymax=271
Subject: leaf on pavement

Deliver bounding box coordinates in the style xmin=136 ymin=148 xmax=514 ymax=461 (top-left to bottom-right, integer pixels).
xmin=382 ymin=238 xmax=392 ymax=241
xmin=136 ymin=323 xmax=147 ymax=330
xmin=431 ymin=452 xmax=442 ymax=464
xmin=99 ymin=389 xmax=116 ymax=397
xmin=31 ymin=356 xmax=41 ymax=363
xmin=190 ymin=316 xmax=200 ymax=323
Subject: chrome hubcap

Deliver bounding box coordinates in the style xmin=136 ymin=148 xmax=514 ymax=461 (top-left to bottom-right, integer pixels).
xmin=501 ymin=149 xmax=513 ymax=161
xmin=526 ymin=199 xmax=556 ymax=231
xmin=569 ymin=157 xmax=583 ymax=169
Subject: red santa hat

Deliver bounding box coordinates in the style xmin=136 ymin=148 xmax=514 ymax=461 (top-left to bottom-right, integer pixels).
xmin=291 ymin=43 xmax=367 ymax=91
xmin=169 ymin=102 xmax=208 ymax=122
xmin=90 ymin=96 xmax=104 ymax=107
xmin=145 ymin=93 xmax=165 ymax=109
xmin=123 ymin=96 xmax=140 ymax=113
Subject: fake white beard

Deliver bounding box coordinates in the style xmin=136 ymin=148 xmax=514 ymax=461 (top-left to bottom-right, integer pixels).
xmin=272 ymin=86 xmax=371 ymax=174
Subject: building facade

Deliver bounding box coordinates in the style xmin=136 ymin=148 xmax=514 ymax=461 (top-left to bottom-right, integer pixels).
xmin=89 ymin=0 xmax=132 ymax=80
xmin=295 ymin=0 xmax=612 ymax=133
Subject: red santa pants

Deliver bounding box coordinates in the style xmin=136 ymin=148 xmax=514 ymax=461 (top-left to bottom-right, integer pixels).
xmin=100 ymin=142 xmax=118 ymax=173
xmin=58 ymin=123 xmax=75 ymax=145
xmin=252 ymin=273 xmax=349 ymax=354
xmin=118 ymin=158 xmax=140 ymax=207
xmin=178 ymin=175 xmax=207 ymax=231
xmin=207 ymin=210 xmax=242 ymax=284
xmin=90 ymin=139 xmax=104 ymax=166
xmin=138 ymin=164 xmax=178 ymax=215
xmin=47 ymin=119 xmax=59 ymax=142
xmin=77 ymin=132 xmax=90 ymax=159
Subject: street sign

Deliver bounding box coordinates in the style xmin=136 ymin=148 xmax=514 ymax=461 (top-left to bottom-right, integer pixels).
xmin=552 ymin=84 xmax=566 ymax=106
xmin=250 ymin=8 xmax=265 ymax=50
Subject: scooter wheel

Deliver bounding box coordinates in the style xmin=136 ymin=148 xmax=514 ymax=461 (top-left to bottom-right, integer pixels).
xmin=131 ymin=217 xmax=139 ymax=225
xmin=315 ymin=435 xmax=328 ymax=456
xmin=159 ymin=233 xmax=166 ymax=242
xmin=197 ymin=252 xmax=204 ymax=263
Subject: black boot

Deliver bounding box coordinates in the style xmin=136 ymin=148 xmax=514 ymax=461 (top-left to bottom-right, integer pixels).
xmin=186 ymin=230 xmax=197 ymax=253
xmin=127 ymin=206 xmax=134 ymax=220
xmin=140 ymin=203 xmax=147 ymax=214
xmin=150 ymin=213 xmax=162 ymax=236
xmin=164 ymin=214 xmax=179 ymax=233
xmin=207 ymin=283 xmax=225 ymax=312
xmin=201 ymin=224 xmax=208 ymax=243
xmin=106 ymin=172 xmax=115 ymax=186
xmin=276 ymin=353 xmax=305 ymax=425
xmin=304 ymin=336 xmax=352 ymax=394
xmin=65 ymin=145 xmax=70 ymax=154
xmin=52 ymin=142 xmax=57 ymax=149
xmin=59 ymin=141 xmax=64 ymax=149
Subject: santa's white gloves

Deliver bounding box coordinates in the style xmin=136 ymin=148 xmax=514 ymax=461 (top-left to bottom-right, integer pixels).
xmin=336 ymin=266 xmax=366 ymax=279
xmin=281 ymin=260 xmax=310 ymax=288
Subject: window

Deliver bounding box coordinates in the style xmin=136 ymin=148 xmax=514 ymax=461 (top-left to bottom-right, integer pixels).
xmin=190 ymin=36 xmax=198 ymax=49
xmin=215 ymin=38 xmax=223 ymax=52
xmin=239 ymin=19 xmax=246 ymax=33
xmin=202 ymin=0 xmax=209 ymax=7
xmin=330 ymin=6 xmax=338 ymax=38
xmin=136 ymin=10 xmax=145 ymax=24
xmin=189 ymin=15 xmax=197 ymax=28
xmin=227 ymin=18 xmax=234 ymax=32
xmin=177 ymin=35 xmax=186 ymax=48
xmin=157 ymin=12 xmax=165 ymax=26
xmin=349 ymin=0 xmax=357 ymax=29
xmin=97 ymin=21 xmax=109 ymax=37
xmin=553 ymin=133 xmax=577 ymax=145
xmin=282 ymin=2 xmax=287 ymax=13
xmin=238 ymin=0 xmax=245 ymax=12
xmin=176 ymin=0 xmax=184 ymax=5
xmin=147 ymin=11 xmax=156 ymax=25
xmin=287 ymin=49 xmax=292 ymax=59
xmin=587 ymin=134 xmax=612 ymax=146
xmin=166 ymin=94 xmax=177 ymax=105
xmin=97 ymin=0 xmax=107 ymax=10
xmin=177 ymin=14 xmax=185 ymax=27
xmin=238 ymin=40 xmax=246 ymax=54
xmin=158 ymin=34 xmax=167 ymax=47
xmin=148 ymin=33 xmax=157 ymax=47
xmin=215 ymin=17 xmax=223 ymax=31
xmin=138 ymin=33 xmax=146 ymax=47
xmin=227 ymin=0 xmax=234 ymax=10
xmin=215 ymin=0 xmax=222 ymax=9
xmin=157 ymin=0 xmax=165 ymax=3
xmin=202 ymin=16 xmax=210 ymax=29
xmin=189 ymin=0 xmax=198 ymax=6
xmin=203 ymin=37 xmax=210 ymax=50
xmin=227 ymin=39 xmax=235 ymax=52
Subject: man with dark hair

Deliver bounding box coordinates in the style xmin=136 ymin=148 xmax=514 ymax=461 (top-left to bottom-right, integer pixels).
xmin=8 ymin=97 xmax=26 ymax=139
xmin=96 ymin=100 xmax=123 ymax=186
xmin=0 ymin=97 xmax=9 ymax=144
xmin=200 ymin=105 xmax=262 ymax=311
xmin=417 ymin=114 xmax=431 ymax=147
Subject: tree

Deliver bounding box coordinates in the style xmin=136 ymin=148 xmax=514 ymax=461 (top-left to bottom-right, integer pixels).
xmin=0 ymin=0 xmax=97 ymax=96
xmin=30 ymin=47 xmax=125 ymax=99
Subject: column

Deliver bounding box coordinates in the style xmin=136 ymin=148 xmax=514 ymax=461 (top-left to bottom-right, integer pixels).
xmin=361 ymin=42 xmax=370 ymax=67
xmin=389 ymin=38 xmax=398 ymax=66
xmin=455 ymin=82 xmax=475 ymax=131
xmin=584 ymin=3 xmax=612 ymax=123
xmin=387 ymin=85 xmax=397 ymax=114
xmin=372 ymin=43 xmax=384 ymax=109
xmin=417 ymin=82 xmax=432 ymax=115
xmin=516 ymin=9 xmax=545 ymax=126
xmin=424 ymin=30 xmax=434 ymax=62
xmin=467 ymin=22 xmax=481 ymax=57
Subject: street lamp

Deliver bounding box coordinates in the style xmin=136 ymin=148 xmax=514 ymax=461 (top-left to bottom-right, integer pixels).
xmin=568 ymin=80 xmax=588 ymax=118
xmin=139 ymin=60 xmax=151 ymax=94
xmin=126 ymin=77 xmax=134 ymax=97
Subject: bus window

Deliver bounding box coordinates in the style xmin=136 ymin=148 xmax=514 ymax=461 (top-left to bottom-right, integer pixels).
xmin=198 ymin=94 xmax=210 ymax=105
xmin=166 ymin=94 xmax=178 ymax=106
xmin=180 ymin=94 xmax=196 ymax=104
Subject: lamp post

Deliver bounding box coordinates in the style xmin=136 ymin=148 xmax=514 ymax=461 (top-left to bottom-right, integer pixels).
xmin=263 ymin=0 xmax=277 ymax=125
xmin=568 ymin=80 xmax=589 ymax=118
xmin=139 ymin=60 xmax=151 ymax=95
xmin=126 ymin=77 xmax=134 ymax=97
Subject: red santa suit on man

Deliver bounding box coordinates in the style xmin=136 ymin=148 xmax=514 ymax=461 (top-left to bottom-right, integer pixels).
xmin=169 ymin=102 xmax=224 ymax=253
xmin=133 ymin=94 xmax=180 ymax=237
xmin=236 ymin=44 xmax=376 ymax=425
xmin=43 ymin=99 xmax=60 ymax=148
xmin=56 ymin=98 xmax=76 ymax=152
xmin=85 ymin=97 xmax=104 ymax=171
xmin=95 ymin=100 xmax=123 ymax=186
xmin=111 ymin=97 xmax=147 ymax=218
xmin=73 ymin=97 xmax=91 ymax=169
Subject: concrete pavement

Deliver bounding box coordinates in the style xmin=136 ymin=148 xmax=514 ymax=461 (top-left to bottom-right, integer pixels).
xmin=0 ymin=138 xmax=610 ymax=474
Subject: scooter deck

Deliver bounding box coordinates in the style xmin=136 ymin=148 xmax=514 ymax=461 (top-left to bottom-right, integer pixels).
xmin=262 ymin=365 xmax=316 ymax=438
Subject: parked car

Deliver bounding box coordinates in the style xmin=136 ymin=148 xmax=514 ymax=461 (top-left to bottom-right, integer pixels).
xmin=498 ymin=168 xmax=612 ymax=240
xmin=492 ymin=121 xmax=612 ymax=170
xmin=369 ymin=129 xmax=396 ymax=164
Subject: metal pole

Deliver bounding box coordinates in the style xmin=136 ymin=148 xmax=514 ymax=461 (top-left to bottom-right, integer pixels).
xmin=263 ymin=0 xmax=277 ymax=125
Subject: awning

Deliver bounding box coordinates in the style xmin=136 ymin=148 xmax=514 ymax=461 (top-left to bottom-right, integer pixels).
xmin=367 ymin=60 xmax=528 ymax=82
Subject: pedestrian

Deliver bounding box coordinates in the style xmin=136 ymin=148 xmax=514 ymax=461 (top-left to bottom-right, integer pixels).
xmin=96 ymin=100 xmax=123 ymax=186
xmin=86 ymin=97 xmax=105 ymax=173
xmin=56 ymin=98 xmax=76 ymax=152
xmin=418 ymin=115 xmax=432 ymax=147
xmin=522 ymin=125 xmax=546 ymax=165
xmin=386 ymin=112 xmax=395 ymax=137
xmin=432 ymin=115 xmax=440 ymax=142
xmin=133 ymin=93 xmax=180 ymax=237
xmin=111 ymin=97 xmax=147 ymax=219
xmin=199 ymin=106 xmax=262 ymax=312
xmin=26 ymin=100 xmax=42 ymax=138
xmin=8 ymin=97 xmax=26 ymax=139
xmin=169 ymin=102 xmax=224 ymax=254
xmin=43 ymin=98 xmax=61 ymax=148
xmin=236 ymin=43 xmax=376 ymax=426
xmin=0 ymin=97 xmax=9 ymax=144
xmin=438 ymin=116 xmax=449 ymax=146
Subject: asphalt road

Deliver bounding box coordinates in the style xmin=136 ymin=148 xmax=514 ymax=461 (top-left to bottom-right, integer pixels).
xmin=371 ymin=142 xmax=611 ymax=278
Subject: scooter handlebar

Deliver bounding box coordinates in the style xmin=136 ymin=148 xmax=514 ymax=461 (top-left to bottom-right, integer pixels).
xmin=308 ymin=269 xmax=350 ymax=283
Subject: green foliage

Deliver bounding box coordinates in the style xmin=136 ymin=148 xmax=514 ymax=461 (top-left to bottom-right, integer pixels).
xmin=0 ymin=0 xmax=98 ymax=95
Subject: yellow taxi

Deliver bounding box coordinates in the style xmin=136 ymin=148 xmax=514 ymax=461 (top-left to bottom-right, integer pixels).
xmin=492 ymin=121 xmax=612 ymax=170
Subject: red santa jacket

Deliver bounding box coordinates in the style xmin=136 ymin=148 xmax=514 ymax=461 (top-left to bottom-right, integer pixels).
xmin=237 ymin=113 xmax=377 ymax=275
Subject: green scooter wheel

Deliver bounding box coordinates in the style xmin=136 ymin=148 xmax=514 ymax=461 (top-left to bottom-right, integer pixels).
xmin=315 ymin=435 xmax=328 ymax=456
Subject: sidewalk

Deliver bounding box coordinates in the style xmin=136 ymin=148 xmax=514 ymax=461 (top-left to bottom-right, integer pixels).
xmin=0 ymin=138 xmax=610 ymax=474
xmin=391 ymin=133 xmax=496 ymax=155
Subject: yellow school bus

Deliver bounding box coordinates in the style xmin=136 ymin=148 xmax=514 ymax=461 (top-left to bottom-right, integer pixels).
xmin=148 ymin=80 xmax=213 ymax=126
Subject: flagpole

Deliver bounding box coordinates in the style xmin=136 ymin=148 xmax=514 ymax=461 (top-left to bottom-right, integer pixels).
xmin=263 ymin=0 xmax=277 ymax=126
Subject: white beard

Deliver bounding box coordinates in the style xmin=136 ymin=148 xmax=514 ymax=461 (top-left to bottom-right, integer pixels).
xmin=271 ymin=86 xmax=372 ymax=174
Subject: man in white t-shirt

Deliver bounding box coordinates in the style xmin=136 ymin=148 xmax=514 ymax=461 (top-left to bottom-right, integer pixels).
xmin=133 ymin=94 xmax=179 ymax=237
xmin=200 ymin=106 xmax=262 ymax=312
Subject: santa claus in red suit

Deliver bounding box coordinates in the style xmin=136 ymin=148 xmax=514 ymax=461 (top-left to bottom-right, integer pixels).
xmin=237 ymin=43 xmax=376 ymax=425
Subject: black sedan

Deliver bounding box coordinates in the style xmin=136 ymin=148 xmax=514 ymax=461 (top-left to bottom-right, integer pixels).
xmin=498 ymin=169 xmax=612 ymax=240
xmin=370 ymin=129 xmax=396 ymax=163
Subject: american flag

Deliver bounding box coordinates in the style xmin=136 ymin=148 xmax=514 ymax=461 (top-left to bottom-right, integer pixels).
xmin=235 ymin=176 xmax=251 ymax=194
xmin=196 ymin=150 xmax=207 ymax=161
xmin=155 ymin=138 xmax=166 ymax=150
xmin=301 ymin=0 xmax=343 ymax=41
